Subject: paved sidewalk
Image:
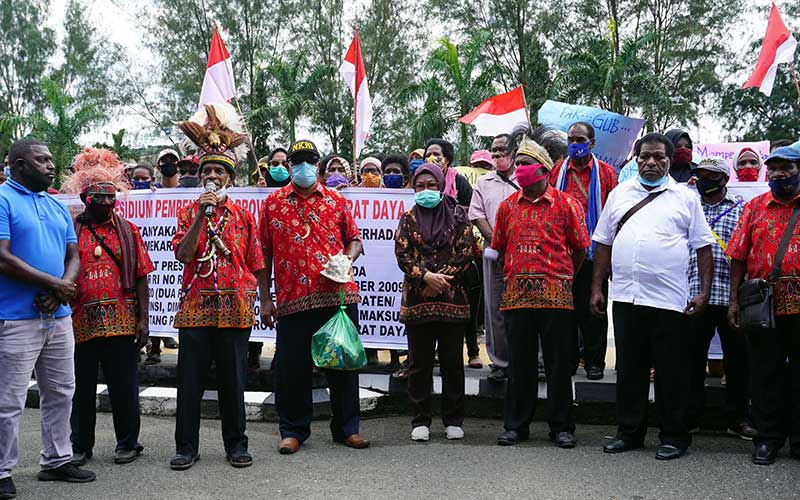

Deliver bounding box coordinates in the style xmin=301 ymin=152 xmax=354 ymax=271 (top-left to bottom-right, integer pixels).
xmin=10 ymin=410 xmax=798 ymax=500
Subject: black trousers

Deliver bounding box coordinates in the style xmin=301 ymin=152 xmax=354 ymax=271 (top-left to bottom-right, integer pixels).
xmin=503 ymin=308 xmax=576 ymax=438
xmin=464 ymin=260 xmax=481 ymax=359
xmin=613 ymin=302 xmax=691 ymax=448
xmin=174 ymin=327 xmax=250 ymax=456
xmin=275 ymin=305 xmax=361 ymax=442
xmin=748 ymin=314 xmax=800 ymax=451
xmin=573 ymin=260 xmax=608 ymax=370
xmin=687 ymin=305 xmax=751 ymax=428
xmin=406 ymin=322 xmax=465 ymax=428
xmin=71 ymin=335 xmax=142 ymax=453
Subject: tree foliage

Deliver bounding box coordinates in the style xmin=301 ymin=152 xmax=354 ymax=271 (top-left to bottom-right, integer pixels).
xmin=399 ymin=32 xmax=500 ymax=164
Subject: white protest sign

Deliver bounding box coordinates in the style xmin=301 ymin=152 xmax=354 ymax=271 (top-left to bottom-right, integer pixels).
xmin=58 ymin=187 xmax=414 ymax=349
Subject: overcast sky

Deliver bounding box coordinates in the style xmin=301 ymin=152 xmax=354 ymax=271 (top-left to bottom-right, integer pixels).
xmin=46 ymin=0 xmax=776 ymax=150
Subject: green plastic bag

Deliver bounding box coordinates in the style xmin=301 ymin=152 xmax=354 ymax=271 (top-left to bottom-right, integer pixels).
xmin=311 ymin=291 xmax=367 ymax=370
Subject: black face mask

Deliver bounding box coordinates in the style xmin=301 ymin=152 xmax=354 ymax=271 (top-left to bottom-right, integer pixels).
xmin=697 ymin=176 xmax=725 ymax=197
xmin=178 ymin=176 xmax=200 ymax=188
xmin=160 ymin=162 xmax=178 ymax=177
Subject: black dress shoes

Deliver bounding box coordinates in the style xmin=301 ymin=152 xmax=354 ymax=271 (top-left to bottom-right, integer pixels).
xmin=603 ymin=438 xmax=641 ymax=454
xmin=586 ymin=367 xmax=604 ymax=380
xmin=656 ymin=444 xmax=687 ymax=460
xmin=553 ymin=432 xmax=577 ymax=449
xmin=497 ymin=430 xmax=529 ymax=446
xmin=752 ymin=444 xmax=777 ymax=465
xmin=227 ymin=451 xmax=253 ymax=468
xmin=169 ymin=453 xmax=199 ymax=471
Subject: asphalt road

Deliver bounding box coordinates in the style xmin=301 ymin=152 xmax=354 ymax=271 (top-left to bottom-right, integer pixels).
xmin=11 ymin=410 xmax=799 ymax=500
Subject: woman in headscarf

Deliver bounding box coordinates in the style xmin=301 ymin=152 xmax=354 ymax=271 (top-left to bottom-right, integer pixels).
xmin=664 ymin=128 xmax=697 ymax=182
xmin=319 ymin=155 xmax=352 ymax=189
xmin=394 ymin=163 xmax=479 ymax=442
xmin=252 ymin=148 xmax=291 ymax=188
xmin=733 ymin=147 xmax=763 ymax=182
xmin=358 ymin=157 xmax=383 ymax=188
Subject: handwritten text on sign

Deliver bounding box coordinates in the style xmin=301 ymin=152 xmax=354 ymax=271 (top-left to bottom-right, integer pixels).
xmin=59 ymin=187 xmax=415 ymax=349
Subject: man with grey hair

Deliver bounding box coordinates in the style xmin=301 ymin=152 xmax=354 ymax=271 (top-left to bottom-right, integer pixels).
xmin=686 ymin=157 xmax=755 ymax=440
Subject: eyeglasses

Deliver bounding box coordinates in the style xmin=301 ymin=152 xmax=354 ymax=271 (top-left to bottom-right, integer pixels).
xmin=179 ymin=166 xmax=198 ymax=175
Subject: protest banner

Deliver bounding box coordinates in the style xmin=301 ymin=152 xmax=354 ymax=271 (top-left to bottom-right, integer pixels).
xmin=58 ymin=187 xmax=414 ymax=349
xmin=57 ymin=183 xmax=772 ymax=353
xmin=536 ymin=100 xmax=645 ymax=169
xmin=694 ymin=141 xmax=770 ymax=181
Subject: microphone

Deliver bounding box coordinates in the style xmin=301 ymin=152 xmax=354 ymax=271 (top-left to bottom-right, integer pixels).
xmin=204 ymin=182 xmax=217 ymax=218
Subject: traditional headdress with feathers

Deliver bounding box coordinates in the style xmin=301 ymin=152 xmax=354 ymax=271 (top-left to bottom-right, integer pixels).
xmin=176 ymin=102 xmax=248 ymax=172
xmin=62 ymin=147 xmax=129 ymax=194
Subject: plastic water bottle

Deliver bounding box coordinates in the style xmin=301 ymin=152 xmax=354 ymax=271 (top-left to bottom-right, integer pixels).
xmin=40 ymin=312 xmax=55 ymax=332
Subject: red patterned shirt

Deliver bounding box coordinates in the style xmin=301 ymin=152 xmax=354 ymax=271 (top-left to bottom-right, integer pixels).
xmin=72 ymin=218 xmax=154 ymax=343
xmin=259 ymin=183 xmax=361 ymax=317
xmin=172 ymin=198 xmax=264 ymax=329
xmin=548 ymin=156 xmax=618 ymax=212
xmin=726 ymin=191 xmax=800 ymax=315
xmin=491 ymin=186 xmax=591 ymax=311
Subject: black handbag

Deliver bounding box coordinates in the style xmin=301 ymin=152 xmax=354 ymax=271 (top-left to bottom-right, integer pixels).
xmin=738 ymin=204 xmax=800 ymax=329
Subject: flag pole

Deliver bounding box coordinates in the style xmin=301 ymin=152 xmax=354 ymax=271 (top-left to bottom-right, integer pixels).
xmin=232 ymin=95 xmax=262 ymax=183
xmin=790 ymin=63 xmax=800 ymax=100
xmin=520 ymin=85 xmax=531 ymax=125
xmin=351 ymin=25 xmax=360 ymax=177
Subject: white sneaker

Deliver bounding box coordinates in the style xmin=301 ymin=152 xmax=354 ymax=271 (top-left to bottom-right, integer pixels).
xmin=411 ymin=426 xmax=430 ymax=442
xmin=445 ymin=426 xmax=465 ymax=440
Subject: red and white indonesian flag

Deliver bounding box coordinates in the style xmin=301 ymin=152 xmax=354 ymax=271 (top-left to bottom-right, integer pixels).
xmin=460 ymin=87 xmax=528 ymax=137
xmin=339 ymin=32 xmax=372 ymax=158
xmin=199 ymin=24 xmax=237 ymax=107
xmin=742 ymin=3 xmax=797 ymax=97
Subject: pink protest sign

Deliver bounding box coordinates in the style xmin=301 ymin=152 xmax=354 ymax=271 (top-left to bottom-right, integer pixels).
xmin=694 ymin=141 xmax=770 ymax=182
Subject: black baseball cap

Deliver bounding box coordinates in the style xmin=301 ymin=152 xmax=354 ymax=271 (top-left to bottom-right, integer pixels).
xmin=287 ymin=140 xmax=320 ymax=161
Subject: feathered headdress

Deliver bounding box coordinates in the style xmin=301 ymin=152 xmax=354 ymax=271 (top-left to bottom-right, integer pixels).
xmin=62 ymin=147 xmax=129 ymax=194
xmin=176 ymin=102 xmax=249 ymax=172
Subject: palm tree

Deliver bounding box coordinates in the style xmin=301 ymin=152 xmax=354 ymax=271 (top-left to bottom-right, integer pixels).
xmin=553 ymin=24 xmax=671 ymax=129
xmin=398 ymin=31 xmax=499 ymax=164
xmin=1 ymin=78 xmax=101 ymax=187
xmin=250 ymin=51 xmax=325 ymax=145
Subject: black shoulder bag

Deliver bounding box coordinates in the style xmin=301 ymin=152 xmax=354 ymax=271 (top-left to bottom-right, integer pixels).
xmin=738 ymin=203 xmax=800 ymax=329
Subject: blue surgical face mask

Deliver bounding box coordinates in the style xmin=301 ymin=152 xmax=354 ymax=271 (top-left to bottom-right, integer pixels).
xmin=291 ymin=161 xmax=318 ymax=188
xmin=132 ymin=180 xmax=151 ymax=190
xmin=383 ymin=174 xmax=404 ymax=189
xmin=769 ymin=173 xmax=800 ymax=199
xmin=269 ymin=166 xmax=289 ymax=182
xmin=414 ymin=189 xmax=442 ymax=208
xmin=638 ymin=173 xmax=668 ymax=187
xmin=409 ymin=159 xmax=424 ymax=174
xmin=568 ymin=142 xmax=591 ymax=161
xmin=3 ymin=166 xmax=10 ymax=178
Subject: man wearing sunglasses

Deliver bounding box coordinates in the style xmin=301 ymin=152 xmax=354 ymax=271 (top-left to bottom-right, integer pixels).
xmin=177 ymin=155 xmax=201 ymax=188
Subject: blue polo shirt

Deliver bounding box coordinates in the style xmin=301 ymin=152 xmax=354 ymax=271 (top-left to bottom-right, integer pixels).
xmin=0 ymin=178 xmax=77 ymax=320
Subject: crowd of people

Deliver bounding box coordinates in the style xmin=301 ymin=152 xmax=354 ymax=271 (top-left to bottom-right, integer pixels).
xmin=0 ymin=99 xmax=798 ymax=499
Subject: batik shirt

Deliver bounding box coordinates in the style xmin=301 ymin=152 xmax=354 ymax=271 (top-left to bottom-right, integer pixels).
xmin=394 ymin=206 xmax=479 ymax=324
xmin=259 ymin=183 xmax=361 ymax=317
xmin=172 ymin=198 xmax=264 ymax=329
xmin=72 ymin=218 xmax=154 ymax=343
xmin=726 ymin=191 xmax=800 ymax=315
xmin=491 ymin=186 xmax=590 ymax=310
